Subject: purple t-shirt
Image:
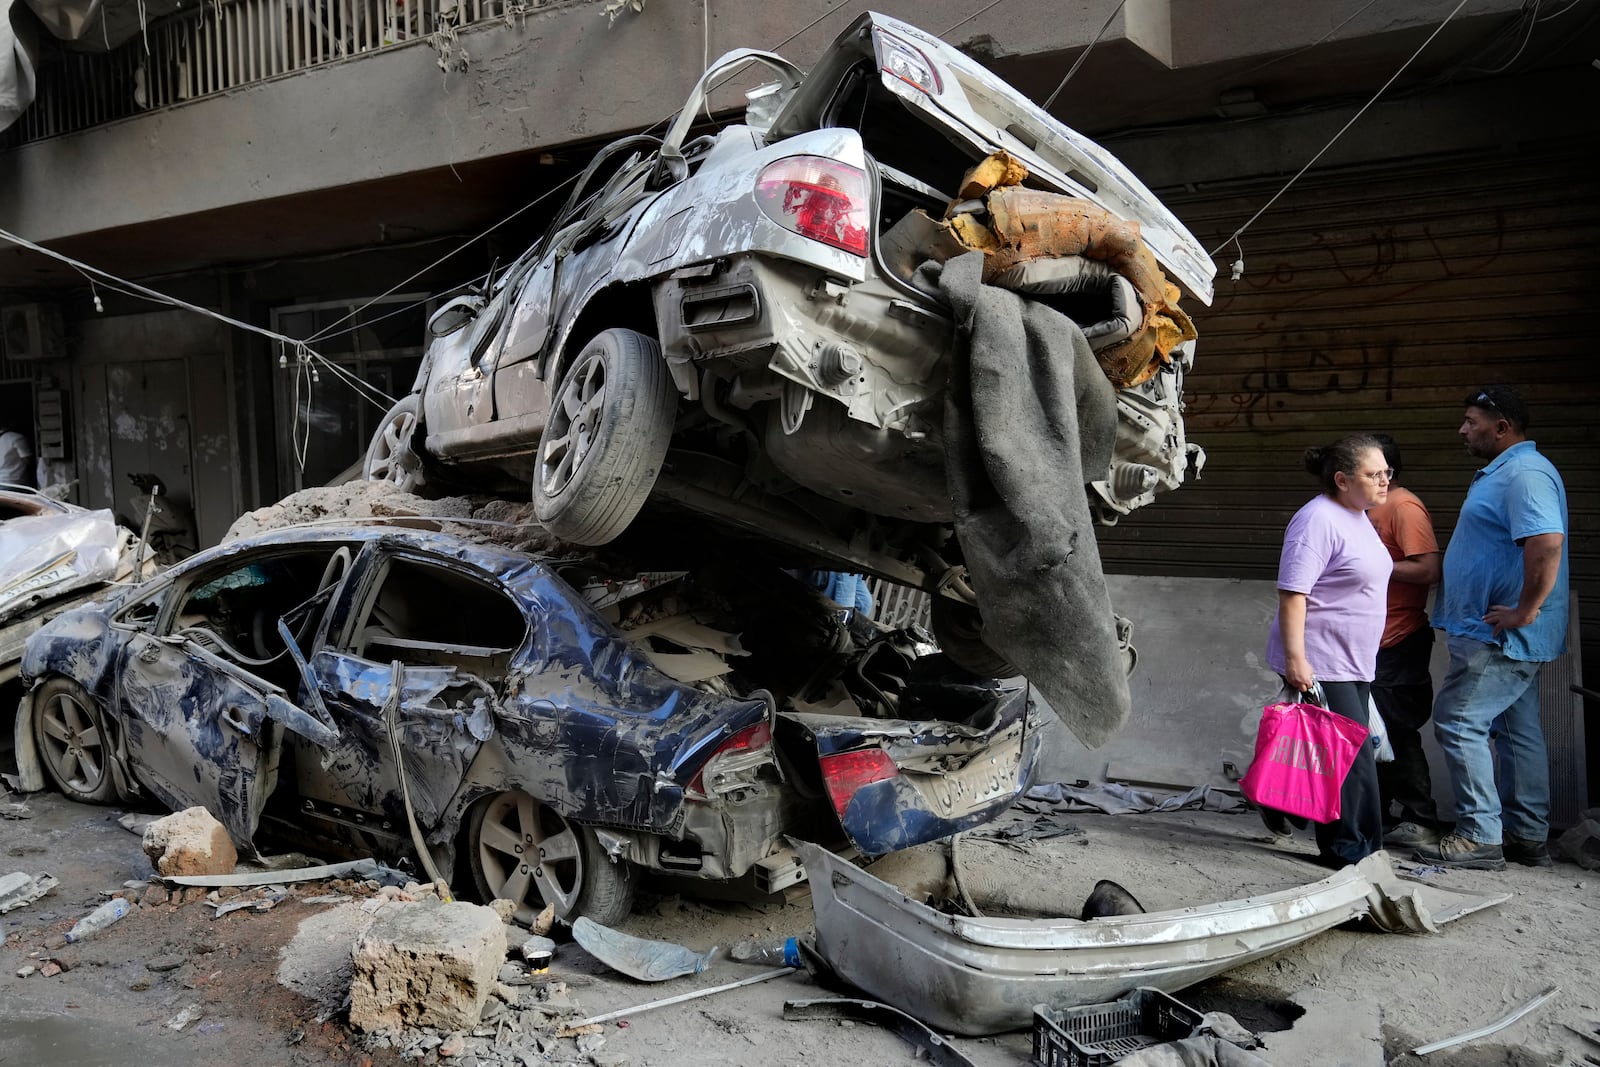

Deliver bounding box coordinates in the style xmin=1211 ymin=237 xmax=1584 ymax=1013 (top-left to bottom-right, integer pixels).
xmin=1266 ymin=493 xmax=1393 ymax=682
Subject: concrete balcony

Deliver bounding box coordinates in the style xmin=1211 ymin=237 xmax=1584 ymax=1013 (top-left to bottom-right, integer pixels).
xmin=0 ymin=0 xmax=1538 ymax=288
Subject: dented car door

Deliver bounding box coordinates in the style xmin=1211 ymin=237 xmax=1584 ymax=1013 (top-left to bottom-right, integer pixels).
xmin=116 ymin=630 xmax=280 ymax=855
xmin=305 ymin=651 xmax=497 ymax=831
xmin=294 ymin=545 xmax=515 ymax=831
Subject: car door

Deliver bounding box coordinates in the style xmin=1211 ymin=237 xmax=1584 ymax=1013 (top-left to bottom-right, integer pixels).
xmin=300 ymin=547 xmax=516 ymax=833
xmin=115 ymin=545 xmax=351 ymax=855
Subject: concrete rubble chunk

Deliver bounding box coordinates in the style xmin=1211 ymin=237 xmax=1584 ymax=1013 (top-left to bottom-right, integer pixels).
xmin=142 ymin=807 xmax=239 ymax=878
xmin=349 ymin=900 xmax=508 ymax=1034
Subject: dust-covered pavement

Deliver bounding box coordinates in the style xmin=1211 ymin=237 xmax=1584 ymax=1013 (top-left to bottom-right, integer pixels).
xmin=5 ymin=787 xmax=1599 ymax=1067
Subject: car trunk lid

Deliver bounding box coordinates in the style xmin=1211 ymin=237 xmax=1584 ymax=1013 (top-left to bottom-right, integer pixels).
xmin=778 ymin=683 xmax=1041 ymax=856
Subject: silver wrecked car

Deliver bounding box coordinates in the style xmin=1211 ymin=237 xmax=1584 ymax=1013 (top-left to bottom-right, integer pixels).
xmin=363 ymin=12 xmax=1213 ymax=676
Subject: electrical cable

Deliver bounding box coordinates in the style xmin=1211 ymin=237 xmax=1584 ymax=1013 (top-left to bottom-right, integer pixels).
xmin=1042 ymin=0 xmax=1129 ymax=110
xmin=938 ymin=0 xmax=1010 ymax=40
xmin=1207 ymin=0 xmax=1472 ymax=259
xmin=1465 ymin=0 xmax=1539 ymax=74
xmin=1227 ymin=0 xmax=1387 ymax=83
xmin=302 ymin=169 xmax=580 ymax=343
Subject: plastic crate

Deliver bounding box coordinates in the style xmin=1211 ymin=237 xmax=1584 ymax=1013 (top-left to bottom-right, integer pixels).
xmin=1032 ymin=988 xmax=1204 ymax=1067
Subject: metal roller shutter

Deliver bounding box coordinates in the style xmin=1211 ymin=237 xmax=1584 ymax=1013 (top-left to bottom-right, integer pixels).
xmin=1097 ymin=148 xmax=1597 ymax=811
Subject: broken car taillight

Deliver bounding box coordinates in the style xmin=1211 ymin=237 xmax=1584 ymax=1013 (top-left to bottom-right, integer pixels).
xmin=687 ymin=721 xmax=775 ymax=798
xmin=754 ymin=157 xmax=870 ymax=257
xmin=818 ymin=747 xmax=900 ymax=817
xmin=873 ymin=29 xmax=941 ymax=95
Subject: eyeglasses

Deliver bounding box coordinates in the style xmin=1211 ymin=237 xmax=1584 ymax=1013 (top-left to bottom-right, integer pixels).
xmin=1472 ymin=391 xmax=1501 ymax=412
xmin=1358 ymin=468 xmax=1395 ymax=483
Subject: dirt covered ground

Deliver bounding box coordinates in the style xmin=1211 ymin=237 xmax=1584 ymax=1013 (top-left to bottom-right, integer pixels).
xmin=4 ymin=786 xmax=1599 ymax=1067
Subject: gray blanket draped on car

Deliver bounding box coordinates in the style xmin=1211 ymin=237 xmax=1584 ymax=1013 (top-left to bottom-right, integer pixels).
xmin=926 ymin=250 xmax=1130 ymax=748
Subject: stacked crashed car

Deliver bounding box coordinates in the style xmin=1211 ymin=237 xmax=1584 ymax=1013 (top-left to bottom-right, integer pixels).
xmin=15 ymin=525 xmax=1042 ymax=922
xmin=363 ymin=12 xmax=1214 ymax=688
xmin=1 ymin=485 xmax=144 ymax=692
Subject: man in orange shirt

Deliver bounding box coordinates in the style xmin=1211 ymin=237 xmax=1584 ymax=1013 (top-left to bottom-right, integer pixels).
xmin=1367 ymin=435 xmax=1445 ymax=847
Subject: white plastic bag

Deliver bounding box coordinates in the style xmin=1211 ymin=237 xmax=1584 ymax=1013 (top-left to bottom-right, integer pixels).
xmin=1368 ymin=695 xmax=1395 ymax=762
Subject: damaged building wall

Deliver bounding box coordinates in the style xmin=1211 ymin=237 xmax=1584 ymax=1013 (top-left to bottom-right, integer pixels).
xmin=71 ymin=307 xmax=236 ymax=547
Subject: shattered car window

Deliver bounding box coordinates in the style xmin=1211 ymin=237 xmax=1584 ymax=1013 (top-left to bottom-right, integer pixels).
xmin=343 ymin=555 xmax=526 ymax=674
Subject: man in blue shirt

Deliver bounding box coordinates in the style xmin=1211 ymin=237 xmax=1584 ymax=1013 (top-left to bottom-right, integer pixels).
xmin=1417 ymin=386 xmax=1568 ymax=871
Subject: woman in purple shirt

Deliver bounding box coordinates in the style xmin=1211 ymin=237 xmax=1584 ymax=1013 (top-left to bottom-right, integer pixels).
xmin=1262 ymin=434 xmax=1394 ymax=866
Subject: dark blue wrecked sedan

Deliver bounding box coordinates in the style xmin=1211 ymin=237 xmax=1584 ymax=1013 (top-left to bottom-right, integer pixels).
xmin=14 ymin=525 xmax=1040 ymax=923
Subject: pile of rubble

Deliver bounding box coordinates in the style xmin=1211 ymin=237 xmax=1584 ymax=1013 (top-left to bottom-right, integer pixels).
xmin=223 ymin=482 xmax=565 ymax=556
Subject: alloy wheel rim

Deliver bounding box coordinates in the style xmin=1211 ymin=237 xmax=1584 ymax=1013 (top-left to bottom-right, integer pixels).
xmin=370 ymin=410 xmax=419 ymax=484
xmin=477 ymin=791 xmax=584 ymax=922
xmin=38 ymin=692 xmax=106 ymax=794
xmin=539 ymin=354 xmax=607 ymax=497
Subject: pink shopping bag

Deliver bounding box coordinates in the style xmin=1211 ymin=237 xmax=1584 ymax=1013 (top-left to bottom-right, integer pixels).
xmin=1239 ymin=699 xmax=1369 ymax=823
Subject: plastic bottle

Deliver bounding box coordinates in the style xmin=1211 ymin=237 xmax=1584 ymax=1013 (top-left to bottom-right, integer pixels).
xmin=729 ymin=935 xmax=801 ymax=967
xmin=65 ymin=897 xmax=130 ymax=943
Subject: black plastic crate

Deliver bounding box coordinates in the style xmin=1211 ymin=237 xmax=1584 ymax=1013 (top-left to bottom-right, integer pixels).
xmin=1032 ymin=988 xmax=1204 ymax=1067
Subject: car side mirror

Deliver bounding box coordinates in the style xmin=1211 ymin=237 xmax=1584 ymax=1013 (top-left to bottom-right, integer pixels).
xmin=428 ymin=295 xmax=486 ymax=339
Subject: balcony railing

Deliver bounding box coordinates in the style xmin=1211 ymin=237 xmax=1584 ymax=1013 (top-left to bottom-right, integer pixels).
xmin=3 ymin=0 xmax=539 ymax=148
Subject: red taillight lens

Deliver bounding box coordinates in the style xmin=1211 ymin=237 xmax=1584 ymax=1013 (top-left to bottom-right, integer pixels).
xmin=818 ymin=747 xmax=900 ymax=816
xmin=688 ymin=721 xmax=773 ymax=797
xmin=755 ymin=156 xmax=870 ymax=257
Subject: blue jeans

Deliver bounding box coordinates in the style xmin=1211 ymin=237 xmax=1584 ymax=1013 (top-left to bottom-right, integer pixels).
xmin=1431 ymin=634 xmax=1549 ymax=844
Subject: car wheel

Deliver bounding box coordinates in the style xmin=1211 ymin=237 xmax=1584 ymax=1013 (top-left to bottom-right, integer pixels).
xmin=31 ymin=677 xmax=118 ymax=804
xmin=466 ymin=790 xmax=635 ymax=926
xmin=929 ymin=597 xmax=1018 ymax=678
xmin=533 ymin=328 xmax=675 ymax=544
xmin=364 ymin=395 xmax=425 ymax=492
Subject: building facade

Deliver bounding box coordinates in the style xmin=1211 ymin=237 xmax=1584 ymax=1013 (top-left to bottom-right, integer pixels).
xmin=3 ymin=0 xmax=1595 ymax=784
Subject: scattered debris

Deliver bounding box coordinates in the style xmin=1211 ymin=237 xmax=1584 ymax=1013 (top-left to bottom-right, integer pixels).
xmin=1556 ymin=810 xmax=1600 ymax=870
xmin=518 ymin=935 xmax=556 ymax=971
xmin=798 ymin=841 xmax=1510 ymax=1035
xmin=0 ymin=799 xmax=32 ymax=819
xmin=571 ymin=916 xmax=714 ymax=982
xmin=65 ymin=896 xmax=130 ymax=942
xmin=16 ymin=963 xmax=36 ymax=978
xmin=208 ymin=892 xmax=285 ymax=918
xmin=783 ymin=998 xmax=979 ymax=1067
xmin=163 ymin=857 xmax=406 ymax=888
xmin=142 ymin=807 xmax=239 ymax=878
xmin=349 ymin=900 xmax=508 ymax=1033
xmin=300 ymin=894 xmax=353 ymax=905
xmin=117 ymin=812 xmax=159 ymax=836
xmin=1018 ymin=781 xmax=1245 ymax=817
xmin=165 ymin=1003 xmax=204 ymax=1031
xmin=529 ymin=903 xmax=556 ymax=936
xmin=1080 ymin=879 xmax=1146 ymax=920
xmin=146 ymin=953 xmax=187 ymax=972
xmin=38 ymin=960 xmax=62 ymax=977
xmin=1412 ymin=985 xmax=1559 ymax=1056
xmin=0 ymin=871 xmax=58 ymax=913
xmin=570 ymin=967 xmax=798 ymax=1028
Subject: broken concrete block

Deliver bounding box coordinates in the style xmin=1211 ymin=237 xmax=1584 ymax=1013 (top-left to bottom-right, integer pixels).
xmin=349 ymin=900 xmax=508 ymax=1034
xmin=142 ymin=807 xmax=238 ymax=878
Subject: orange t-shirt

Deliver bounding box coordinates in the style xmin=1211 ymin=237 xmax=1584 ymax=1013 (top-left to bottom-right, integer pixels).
xmin=1368 ymin=485 xmax=1440 ymax=648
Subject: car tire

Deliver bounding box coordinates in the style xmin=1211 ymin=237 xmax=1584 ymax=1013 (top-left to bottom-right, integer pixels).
xmin=466 ymin=789 xmax=635 ymax=926
xmin=31 ymin=676 xmax=118 ymax=804
xmin=364 ymin=394 xmax=425 ymax=493
xmin=929 ymin=597 xmax=1018 ymax=678
xmin=533 ymin=328 xmax=675 ymax=544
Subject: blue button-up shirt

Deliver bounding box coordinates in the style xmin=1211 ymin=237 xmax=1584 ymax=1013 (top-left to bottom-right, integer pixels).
xmin=1435 ymin=440 xmax=1569 ymax=662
